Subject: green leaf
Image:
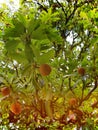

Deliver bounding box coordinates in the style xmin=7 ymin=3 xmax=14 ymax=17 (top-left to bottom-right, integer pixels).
xmin=4 ymin=17 xmax=26 ymax=38
xmin=38 ymin=49 xmax=54 ymax=64
xmin=45 ymin=28 xmax=62 ymax=43
xmin=5 ymin=39 xmax=20 ymax=51
xmin=24 ymin=44 xmax=34 ymax=63
xmin=31 ymin=41 xmax=40 ymax=58
xmin=4 ymin=19 xmax=25 ymax=38
xmin=27 ymin=18 xmax=40 ymax=35
xmin=17 ymin=13 xmax=27 ymax=28
xmin=39 ymin=39 xmax=51 ymax=50
xmin=31 ymin=25 xmax=47 ymax=40
xmin=40 ymin=7 xmax=60 ymax=24
xmin=9 ymin=51 xmax=27 ymax=63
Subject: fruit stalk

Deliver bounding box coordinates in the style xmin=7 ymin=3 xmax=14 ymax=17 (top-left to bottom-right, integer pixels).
xmin=45 ymin=100 xmax=53 ymax=119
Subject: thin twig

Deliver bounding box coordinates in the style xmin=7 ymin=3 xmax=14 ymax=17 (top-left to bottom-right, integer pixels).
xmin=55 ymin=0 xmax=67 ymax=17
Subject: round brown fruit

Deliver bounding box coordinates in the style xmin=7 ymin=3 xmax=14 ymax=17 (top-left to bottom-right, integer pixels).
xmin=39 ymin=64 xmax=51 ymax=76
xmin=1 ymin=87 xmax=10 ymax=96
xmin=10 ymin=102 xmax=22 ymax=115
xmin=69 ymin=98 xmax=77 ymax=106
xmin=78 ymin=67 xmax=85 ymax=76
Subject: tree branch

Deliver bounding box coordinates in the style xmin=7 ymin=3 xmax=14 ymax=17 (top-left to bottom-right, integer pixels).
xmin=55 ymin=0 xmax=67 ymax=17
xmin=79 ymin=77 xmax=98 ymax=106
xmin=35 ymin=0 xmax=48 ymax=12
xmin=65 ymin=0 xmax=78 ymax=24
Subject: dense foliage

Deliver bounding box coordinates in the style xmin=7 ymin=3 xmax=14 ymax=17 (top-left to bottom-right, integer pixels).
xmin=0 ymin=0 xmax=98 ymax=129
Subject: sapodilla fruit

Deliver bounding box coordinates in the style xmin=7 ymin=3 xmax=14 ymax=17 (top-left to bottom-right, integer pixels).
xmin=39 ymin=64 xmax=51 ymax=76
xmin=69 ymin=98 xmax=77 ymax=106
xmin=78 ymin=67 xmax=85 ymax=76
xmin=1 ymin=87 xmax=10 ymax=96
xmin=10 ymin=102 xmax=22 ymax=115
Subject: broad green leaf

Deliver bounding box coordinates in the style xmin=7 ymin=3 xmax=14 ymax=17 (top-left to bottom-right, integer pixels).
xmin=39 ymin=39 xmax=51 ymax=50
xmin=4 ymin=19 xmax=25 ymax=38
xmin=31 ymin=41 xmax=40 ymax=58
xmin=8 ymin=51 xmax=27 ymax=63
xmin=38 ymin=49 xmax=54 ymax=64
xmin=5 ymin=39 xmax=20 ymax=51
xmin=31 ymin=25 xmax=47 ymax=40
xmin=24 ymin=44 xmax=34 ymax=63
xmin=17 ymin=13 xmax=27 ymax=28
xmin=27 ymin=18 xmax=40 ymax=35
xmin=45 ymin=28 xmax=62 ymax=43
